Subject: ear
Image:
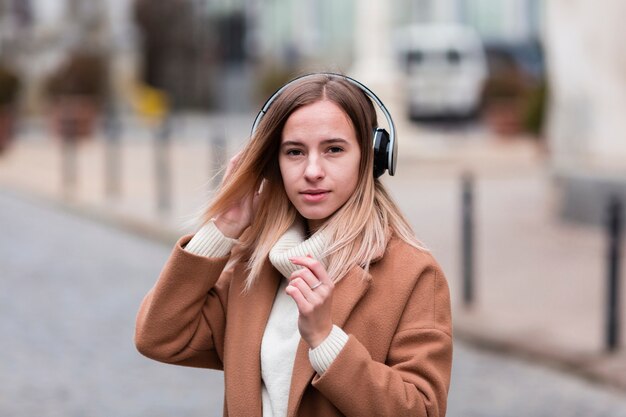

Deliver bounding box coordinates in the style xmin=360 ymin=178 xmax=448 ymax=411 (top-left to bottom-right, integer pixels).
xmin=372 ymin=128 xmax=390 ymax=178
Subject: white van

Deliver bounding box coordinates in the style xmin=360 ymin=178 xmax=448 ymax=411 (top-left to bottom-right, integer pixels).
xmin=395 ymin=24 xmax=488 ymax=119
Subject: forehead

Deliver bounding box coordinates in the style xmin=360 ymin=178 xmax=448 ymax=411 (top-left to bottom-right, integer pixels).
xmin=281 ymin=100 xmax=356 ymax=142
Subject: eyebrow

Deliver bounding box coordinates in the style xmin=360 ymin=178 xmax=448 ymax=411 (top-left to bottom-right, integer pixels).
xmin=281 ymin=138 xmax=350 ymax=149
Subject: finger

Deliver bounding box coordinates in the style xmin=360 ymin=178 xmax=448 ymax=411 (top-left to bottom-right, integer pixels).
xmin=223 ymin=151 xmax=243 ymax=181
xmin=289 ymin=277 xmax=320 ymax=304
xmin=251 ymin=192 xmax=261 ymax=213
xmin=289 ymin=256 xmax=332 ymax=286
xmin=250 ymin=179 xmax=265 ymax=212
xmin=289 ymin=268 xmax=319 ymax=289
xmin=285 ymin=284 xmax=313 ymax=314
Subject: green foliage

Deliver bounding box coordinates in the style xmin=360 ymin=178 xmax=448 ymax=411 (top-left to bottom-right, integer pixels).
xmin=524 ymin=81 xmax=548 ymax=136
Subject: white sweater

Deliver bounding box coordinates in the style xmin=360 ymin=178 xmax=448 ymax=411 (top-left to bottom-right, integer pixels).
xmin=184 ymin=221 xmax=349 ymax=417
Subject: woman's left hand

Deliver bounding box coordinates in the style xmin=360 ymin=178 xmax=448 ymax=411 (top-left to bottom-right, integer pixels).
xmin=285 ymin=255 xmax=335 ymax=349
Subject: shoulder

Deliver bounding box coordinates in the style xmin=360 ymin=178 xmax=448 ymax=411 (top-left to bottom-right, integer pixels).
xmin=378 ymin=235 xmax=443 ymax=280
xmin=371 ymin=235 xmax=451 ymax=334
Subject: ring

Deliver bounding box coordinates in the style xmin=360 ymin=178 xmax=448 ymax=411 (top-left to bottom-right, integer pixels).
xmin=310 ymin=281 xmax=322 ymax=290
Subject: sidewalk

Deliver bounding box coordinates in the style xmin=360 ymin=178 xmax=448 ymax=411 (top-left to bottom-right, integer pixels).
xmin=1 ymin=115 xmax=625 ymax=391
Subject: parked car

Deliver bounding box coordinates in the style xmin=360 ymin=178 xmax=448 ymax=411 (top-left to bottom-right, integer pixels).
xmin=395 ymin=23 xmax=488 ymax=119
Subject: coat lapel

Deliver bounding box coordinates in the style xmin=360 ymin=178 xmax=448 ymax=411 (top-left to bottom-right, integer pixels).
xmin=286 ymin=265 xmax=372 ymax=417
xmin=226 ymin=260 xmax=280 ymax=417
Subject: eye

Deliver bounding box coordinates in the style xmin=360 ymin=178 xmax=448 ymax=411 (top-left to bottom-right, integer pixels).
xmin=327 ymin=146 xmax=344 ymax=154
xmin=285 ymin=148 xmax=303 ymax=156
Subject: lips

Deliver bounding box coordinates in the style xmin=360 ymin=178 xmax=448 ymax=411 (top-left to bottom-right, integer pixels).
xmin=300 ymin=189 xmax=329 ymax=203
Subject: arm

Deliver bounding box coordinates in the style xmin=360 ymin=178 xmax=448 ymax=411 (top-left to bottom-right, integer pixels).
xmin=134 ymin=225 xmax=236 ymax=369
xmin=135 ymin=149 xmax=258 ymax=368
xmin=312 ymin=267 xmax=453 ymax=417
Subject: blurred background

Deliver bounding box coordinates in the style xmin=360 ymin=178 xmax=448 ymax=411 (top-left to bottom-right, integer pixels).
xmin=1 ymin=0 xmax=626 ymax=416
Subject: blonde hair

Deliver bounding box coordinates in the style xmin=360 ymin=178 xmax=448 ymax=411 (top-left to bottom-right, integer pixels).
xmin=203 ymin=74 xmax=426 ymax=291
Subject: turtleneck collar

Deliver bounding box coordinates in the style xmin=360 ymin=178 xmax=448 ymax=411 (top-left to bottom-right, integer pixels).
xmin=268 ymin=220 xmax=329 ymax=279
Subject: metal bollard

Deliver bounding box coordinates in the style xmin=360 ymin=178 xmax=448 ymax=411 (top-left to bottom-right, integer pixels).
xmin=155 ymin=115 xmax=172 ymax=214
xmin=103 ymin=103 xmax=121 ymax=200
xmin=606 ymin=196 xmax=622 ymax=352
xmin=60 ymin=112 xmax=79 ymax=198
xmin=462 ymin=172 xmax=475 ymax=308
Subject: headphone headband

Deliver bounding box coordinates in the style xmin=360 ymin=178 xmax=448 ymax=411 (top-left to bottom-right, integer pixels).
xmin=251 ymin=72 xmax=397 ymax=176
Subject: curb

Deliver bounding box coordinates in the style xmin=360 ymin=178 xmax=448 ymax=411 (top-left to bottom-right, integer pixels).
xmin=453 ymin=322 xmax=626 ymax=393
xmin=0 ymin=185 xmax=181 ymax=247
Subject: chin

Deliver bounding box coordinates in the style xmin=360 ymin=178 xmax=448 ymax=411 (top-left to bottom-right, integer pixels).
xmin=296 ymin=207 xmax=332 ymax=221
xmin=300 ymin=212 xmax=330 ymax=222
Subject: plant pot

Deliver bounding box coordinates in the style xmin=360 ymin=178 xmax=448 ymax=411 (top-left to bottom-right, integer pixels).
xmin=0 ymin=105 xmax=16 ymax=154
xmin=50 ymin=96 xmax=100 ymax=141
xmin=483 ymin=99 xmax=524 ymax=137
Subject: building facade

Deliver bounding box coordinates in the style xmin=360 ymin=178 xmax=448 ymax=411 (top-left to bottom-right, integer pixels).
xmin=1 ymin=0 xmax=544 ymax=113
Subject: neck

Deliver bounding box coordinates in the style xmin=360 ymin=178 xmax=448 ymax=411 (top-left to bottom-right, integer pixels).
xmin=306 ymin=218 xmax=325 ymax=236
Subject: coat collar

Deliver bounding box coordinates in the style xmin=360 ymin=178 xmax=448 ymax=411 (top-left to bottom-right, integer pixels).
xmin=226 ymin=259 xmax=281 ymax=417
xmin=286 ymin=263 xmax=372 ymax=417
xmin=226 ymin=257 xmax=373 ymax=417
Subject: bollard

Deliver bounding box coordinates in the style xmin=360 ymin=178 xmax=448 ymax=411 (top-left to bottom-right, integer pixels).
xmin=155 ymin=115 xmax=172 ymax=214
xmin=462 ymin=172 xmax=475 ymax=308
xmin=60 ymin=111 xmax=79 ymax=198
xmin=606 ymin=196 xmax=622 ymax=352
xmin=103 ymin=103 xmax=121 ymax=200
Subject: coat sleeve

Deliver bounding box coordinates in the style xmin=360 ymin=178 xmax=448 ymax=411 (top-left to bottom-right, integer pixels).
xmin=312 ymin=265 xmax=453 ymax=417
xmin=134 ymin=235 xmax=234 ymax=369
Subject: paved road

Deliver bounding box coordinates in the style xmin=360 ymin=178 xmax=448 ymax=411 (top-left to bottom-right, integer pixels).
xmin=0 ymin=191 xmax=224 ymax=417
xmin=448 ymin=345 xmax=626 ymax=417
xmin=2 ymin=190 xmax=626 ymax=417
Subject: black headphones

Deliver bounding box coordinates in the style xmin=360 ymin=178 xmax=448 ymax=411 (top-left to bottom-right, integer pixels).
xmin=251 ymin=73 xmax=397 ymax=178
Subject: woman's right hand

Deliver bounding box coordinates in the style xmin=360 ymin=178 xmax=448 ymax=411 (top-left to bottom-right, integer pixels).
xmin=213 ymin=151 xmax=260 ymax=239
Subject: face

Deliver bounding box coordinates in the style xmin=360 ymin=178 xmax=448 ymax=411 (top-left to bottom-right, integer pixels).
xmin=279 ymin=99 xmax=361 ymax=232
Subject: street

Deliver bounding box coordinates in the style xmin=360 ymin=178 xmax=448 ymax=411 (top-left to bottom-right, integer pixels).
xmin=2 ymin=190 xmax=626 ymax=417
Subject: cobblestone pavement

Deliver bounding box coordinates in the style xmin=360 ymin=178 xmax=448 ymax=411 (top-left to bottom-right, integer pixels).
xmin=447 ymin=345 xmax=626 ymax=417
xmin=0 ymin=190 xmax=224 ymax=417
xmin=2 ymin=189 xmax=626 ymax=417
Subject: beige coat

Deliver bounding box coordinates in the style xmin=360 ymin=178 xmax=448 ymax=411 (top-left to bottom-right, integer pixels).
xmin=135 ymin=234 xmax=453 ymax=417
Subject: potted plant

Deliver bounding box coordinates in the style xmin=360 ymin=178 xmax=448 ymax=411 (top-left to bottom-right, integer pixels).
xmin=45 ymin=51 xmax=108 ymax=140
xmin=481 ymin=69 xmax=528 ymax=137
xmin=0 ymin=63 xmax=20 ymax=154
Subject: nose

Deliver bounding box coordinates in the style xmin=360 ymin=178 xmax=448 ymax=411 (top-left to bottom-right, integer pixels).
xmin=304 ymin=155 xmax=324 ymax=181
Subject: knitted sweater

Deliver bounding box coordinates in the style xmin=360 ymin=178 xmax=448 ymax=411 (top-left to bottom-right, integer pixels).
xmin=184 ymin=221 xmax=349 ymax=417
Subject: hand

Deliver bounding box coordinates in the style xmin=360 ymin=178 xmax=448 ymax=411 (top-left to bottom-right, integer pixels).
xmin=213 ymin=151 xmax=261 ymax=239
xmin=285 ymin=255 xmax=335 ymax=348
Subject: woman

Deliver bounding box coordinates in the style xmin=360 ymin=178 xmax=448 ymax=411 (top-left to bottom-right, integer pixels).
xmin=135 ymin=73 xmax=453 ymax=417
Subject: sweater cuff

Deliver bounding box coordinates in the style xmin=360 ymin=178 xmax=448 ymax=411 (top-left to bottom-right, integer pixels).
xmin=308 ymin=325 xmax=349 ymax=375
xmin=183 ymin=221 xmax=236 ymax=258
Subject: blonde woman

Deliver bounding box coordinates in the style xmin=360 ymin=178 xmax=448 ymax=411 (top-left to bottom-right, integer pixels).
xmin=135 ymin=73 xmax=453 ymax=417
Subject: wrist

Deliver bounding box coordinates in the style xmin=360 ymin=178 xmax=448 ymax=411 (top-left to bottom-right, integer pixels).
xmin=308 ymin=324 xmax=333 ymax=349
xmin=214 ymin=216 xmax=245 ymax=239
xmin=308 ymin=325 xmax=349 ymax=374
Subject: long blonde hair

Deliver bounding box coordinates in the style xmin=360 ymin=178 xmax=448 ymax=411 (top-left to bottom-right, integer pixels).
xmin=203 ymin=74 xmax=426 ymax=290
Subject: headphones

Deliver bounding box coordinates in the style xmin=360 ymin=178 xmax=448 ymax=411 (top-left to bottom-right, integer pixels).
xmin=251 ymin=73 xmax=397 ymax=178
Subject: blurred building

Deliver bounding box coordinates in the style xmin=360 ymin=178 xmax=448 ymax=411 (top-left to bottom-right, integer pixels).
xmin=0 ymin=0 xmax=545 ymax=113
xmin=394 ymin=0 xmax=542 ymax=42
xmin=0 ymin=0 xmax=135 ymax=113
xmin=545 ymin=0 xmax=626 ymax=224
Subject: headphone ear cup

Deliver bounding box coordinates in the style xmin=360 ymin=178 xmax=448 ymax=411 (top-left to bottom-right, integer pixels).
xmin=373 ymin=128 xmax=390 ymax=178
